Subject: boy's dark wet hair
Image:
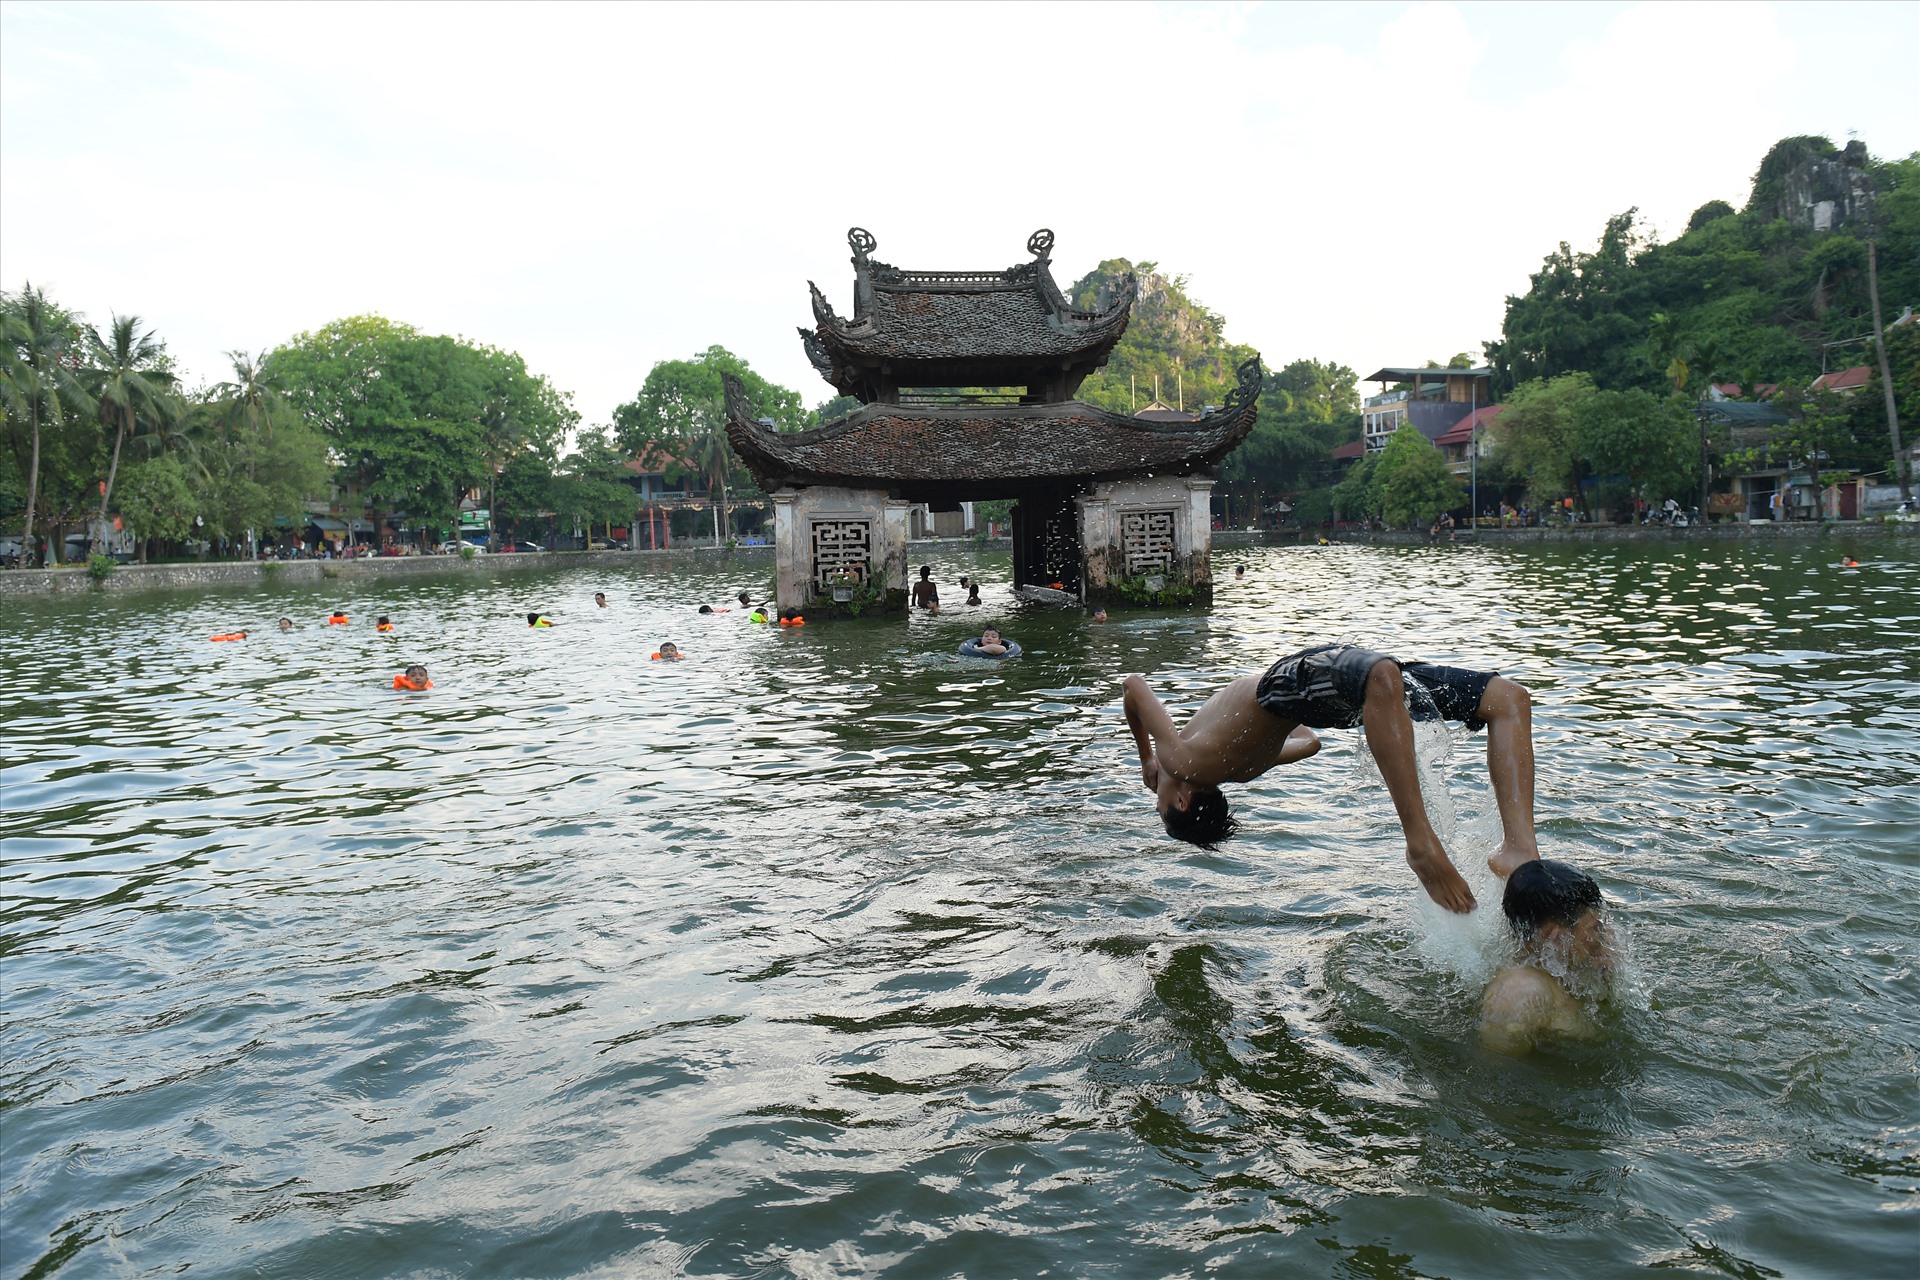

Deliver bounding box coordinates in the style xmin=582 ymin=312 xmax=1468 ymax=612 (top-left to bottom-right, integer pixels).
xmin=1161 ymin=786 xmax=1240 ymax=849
xmin=1502 ymin=859 xmax=1602 ymax=939
xmin=698 ymin=604 xmax=714 ymax=614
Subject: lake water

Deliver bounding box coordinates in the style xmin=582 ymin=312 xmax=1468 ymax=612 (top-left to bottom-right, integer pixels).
xmin=2 ymin=539 xmax=1915 ymax=1279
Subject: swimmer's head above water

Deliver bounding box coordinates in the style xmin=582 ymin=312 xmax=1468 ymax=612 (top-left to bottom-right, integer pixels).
xmin=1503 ymin=858 xmax=1611 ymax=970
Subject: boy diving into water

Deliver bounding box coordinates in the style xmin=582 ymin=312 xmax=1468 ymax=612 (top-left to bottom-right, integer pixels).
xmin=1122 ymin=643 xmax=1543 ymax=913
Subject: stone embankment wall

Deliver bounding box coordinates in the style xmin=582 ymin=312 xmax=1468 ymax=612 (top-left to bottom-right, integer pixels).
xmin=0 ymin=547 xmax=774 ymax=597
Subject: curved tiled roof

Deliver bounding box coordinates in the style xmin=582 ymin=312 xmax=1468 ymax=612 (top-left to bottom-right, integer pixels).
xmin=724 ymin=358 xmax=1262 ymax=500
xmin=810 ymin=273 xmax=1134 ymax=364
xmin=802 ymin=228 xmax=1134 ymax=398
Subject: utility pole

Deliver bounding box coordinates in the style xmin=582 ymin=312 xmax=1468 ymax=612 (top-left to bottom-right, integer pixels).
xmin=1851 ymin=140 xmax=1910 ymax=503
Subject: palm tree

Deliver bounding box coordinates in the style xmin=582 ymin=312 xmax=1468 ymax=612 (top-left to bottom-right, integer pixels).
xmin=688 ymin=405 xmax=734 ymax=546
xmin=216 ymin=349 xmax=283 ymax=437
xmin=213 ymin=350 xmax=285 ymax=557
xmin=87 ymin=314 xmax=174 ymax=542
xmin=4 ymin=286 xmax=93 ymax=566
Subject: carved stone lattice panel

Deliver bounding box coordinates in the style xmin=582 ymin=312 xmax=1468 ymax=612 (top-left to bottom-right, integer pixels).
xmin=1121 ymin=510 xmax=1176 ymax=575
xmin=811 ymin=519 xmax=873 ymax=586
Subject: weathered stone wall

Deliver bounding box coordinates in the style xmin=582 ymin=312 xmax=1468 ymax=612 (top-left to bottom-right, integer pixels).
xmin=770 ymin=487 xmax=909 ymax=610
xmin=1079 ymin=474 xmax=1216 ymax=595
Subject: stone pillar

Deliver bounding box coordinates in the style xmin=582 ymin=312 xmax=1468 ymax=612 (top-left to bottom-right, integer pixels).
xmin=1077 ymin=492 xmax=1114 ymax=593
xmin=1185 ymin=475 xmax=1215 ymax=588
xmin=882 ymin=499 xmax=912 ymax=602
xmin=772 ymin=488 xmax=803 ymax=610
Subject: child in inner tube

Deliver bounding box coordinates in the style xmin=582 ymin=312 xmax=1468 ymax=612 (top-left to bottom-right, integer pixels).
xmin=972 ymin=627 xmax=1011 ymax=657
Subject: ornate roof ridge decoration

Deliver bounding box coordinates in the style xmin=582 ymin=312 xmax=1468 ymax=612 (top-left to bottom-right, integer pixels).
xmin=723 ymin=358 xmax=1263 ymax=499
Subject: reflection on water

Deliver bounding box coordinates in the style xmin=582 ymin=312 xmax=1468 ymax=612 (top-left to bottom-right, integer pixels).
xmin=3 ymin=541 xmax=1916 ymax=1277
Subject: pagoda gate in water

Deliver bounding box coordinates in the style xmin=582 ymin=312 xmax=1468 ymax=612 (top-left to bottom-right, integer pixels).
xmin=724 ymin=228 xmax=1261 ymax=614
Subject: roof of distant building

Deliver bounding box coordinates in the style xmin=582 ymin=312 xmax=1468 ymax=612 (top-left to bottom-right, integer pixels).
xmin=1696 ymin=400 xmax=1791 ymax=427
xmin=1434 ymin=403 xmax=1505 ymax=445
xmin=1364 ymin=366 xmax=1493 ymax=383
xmin=1711 ymin=381 xmax=1779 ymax=400
xmin=1331 ymin=439 xmax=1367 ymax=460
xmin=1133 ymin=402 xmax=1198 ymax=423
xmin=624 ymin=443 xmax=692 ymax=475
xmin=1811 ymin=365 xmax=1871 ymax=393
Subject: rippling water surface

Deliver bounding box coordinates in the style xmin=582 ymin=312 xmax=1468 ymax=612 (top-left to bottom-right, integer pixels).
xmin=3 ymin=540 xmax=1916 ymax=1278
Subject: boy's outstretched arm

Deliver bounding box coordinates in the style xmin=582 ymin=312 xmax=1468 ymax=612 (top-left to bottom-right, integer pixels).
xmin=1123 ymin=674 xmax=1181 ymax=790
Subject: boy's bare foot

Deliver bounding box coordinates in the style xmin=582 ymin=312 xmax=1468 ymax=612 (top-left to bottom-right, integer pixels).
xmin=1406 ymin=844 xmax=1476 ymax=913
xmin=1487 ymin=845 xmax=1541 ymax=878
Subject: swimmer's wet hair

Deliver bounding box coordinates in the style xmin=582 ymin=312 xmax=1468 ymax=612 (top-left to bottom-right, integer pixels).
xmin=1161 ymin=787 xmax=1239 ymax=850
xmin=1502 ymin=859 xmax=1602 ymax=939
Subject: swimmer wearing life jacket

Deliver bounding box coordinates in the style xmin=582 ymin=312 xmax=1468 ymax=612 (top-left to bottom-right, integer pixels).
xmin=210 ymin=631 xmax=248 ymax=642
xmin=778 ymin=608 xmax=805 ymax=627
xmin=527 ymin=612 xmax=554 ymax=627
xmin=651 ymin=641 xmax=684 ymax=661
xmin=327 ymin=611 xmax=349 ymax=625
xmin=748 ymin=605 xmax=771 ymax=624
xmin=1841 ymin=557 xmax=1860 ymax=568
xmin=376 ymin=615 xmax=394 ymax=632
xmin=392 ymin=664 xmax=433 ymax=691
xmin=698 ymin=604 xmax=731 ymax=614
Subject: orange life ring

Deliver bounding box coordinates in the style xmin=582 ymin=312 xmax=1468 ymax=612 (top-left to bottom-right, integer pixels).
xmin=210 ymin=632 xmax=247 ymax=642
xmin=392 ymin=674 xmax=433 ymax=690
xmin=376 ymin=623 xmax=394 ymax=632
xmin=327 ymin=614 xmax=349 ymax=625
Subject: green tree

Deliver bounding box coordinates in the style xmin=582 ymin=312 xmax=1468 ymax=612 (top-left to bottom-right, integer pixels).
xmin=1573 ymin=388 xmax=1698 ymax=510
xmin=274 ymin=316 xmax=574 ymax=549
xmin=1853 ymin=318 xmax=1919 ymax=488
xmin=87 ymin=314 xmax=175 ymax=538
xmin=813 ymin=393 xmax=861 ymax=423
xmin=1487 ymin=373 xmax=1596 ymax=510
xmin=1489 ymin=138 xmax=1918 ymax=410
xmin=2 ymin=285 xmax=94 ymax=564
xmin=197 ymin=352 xmax=333 ymax=552
xmin=1220 ymin=358 xmax=1361 ymax=522
xmin=613 ymin=346 xmax=803 ymax=541
xmin=1486 ymin=211 xmax=1653 ymax=396
xmin=549 ymin=426 xmax=636 ymax=540
xmin=1330 ymin=451 xmax=1379 ymax=524
xmin=1374 ymin=423 xmax=1464 ymax=527
xmin=115 ymin=453 xmax=195 ymax=562
xmin=613 ymin=344 xmax=805 ymax=451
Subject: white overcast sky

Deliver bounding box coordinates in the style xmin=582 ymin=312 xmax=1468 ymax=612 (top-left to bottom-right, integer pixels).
xmin=3 ymin=1 xmax=1916 ymax=428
